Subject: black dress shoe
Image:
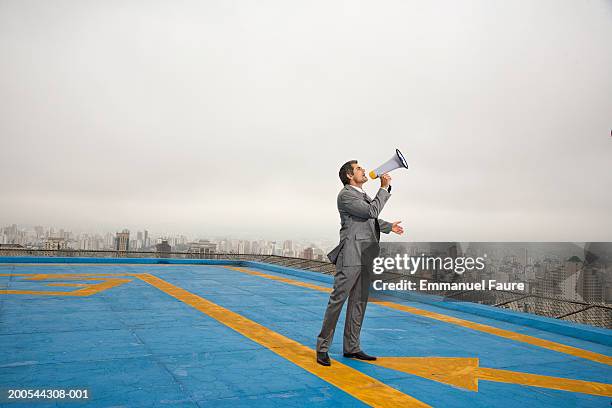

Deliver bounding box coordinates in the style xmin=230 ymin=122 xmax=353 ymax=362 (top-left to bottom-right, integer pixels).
xmin=343 ymin=351 xmax=377 ymax=361
xmin=316 ymin=351 xmax=331 ymax=366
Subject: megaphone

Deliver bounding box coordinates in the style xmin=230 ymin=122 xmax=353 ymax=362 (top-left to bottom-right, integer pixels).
xmin=369 ymin=149 xmax=409 ymax=179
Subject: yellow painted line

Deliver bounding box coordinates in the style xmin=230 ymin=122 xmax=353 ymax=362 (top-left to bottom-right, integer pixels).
xmin=0 ymin=274 xmax=132 ymax=296
xmin=1 ymin=273 xmax=38 ymax=277
xmin=370 ymin=301 xmax=612 ymax=366
xmin=225 ymin=266 xmax=332 ymax=292
xmin=366 ymin=357 xmax=612 ymax=397
xmin=223 ymin=266 xmax=612 ymax=366
xmin=135 ymin=273 xmax=431 ymax=408
xmin=0 ymin=273 xmax=134 ymax=277
xmin=477 ymin=366 xmax=612 ymax=397
xmin=1 ymin=290 xmax=89 ymax=296
xmin=22 ymin=274 xmax=134 ymax=280
xmin=72 ymin=278 xmax=131 ymax=296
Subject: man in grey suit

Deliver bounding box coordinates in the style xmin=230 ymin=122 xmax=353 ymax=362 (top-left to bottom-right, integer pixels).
xmin=316 ymin=160 xmax=403 ymax=366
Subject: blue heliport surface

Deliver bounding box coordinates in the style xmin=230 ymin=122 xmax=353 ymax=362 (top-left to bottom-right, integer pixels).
xmin=0 ymin=261 xmax=610 ymax=407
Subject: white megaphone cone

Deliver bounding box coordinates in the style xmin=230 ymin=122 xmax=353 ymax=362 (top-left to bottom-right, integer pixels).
xmin=369 ymin=149 xmax=409 ymax=179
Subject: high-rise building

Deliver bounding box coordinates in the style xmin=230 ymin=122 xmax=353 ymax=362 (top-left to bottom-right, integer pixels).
xmin=156 ymin=240 xmax=171 ymax=257
xmin=134 ymin=231 xmax=144 ymax=250
xmin=303 ymin=247 xmax=314 ymax=260
xmin=59 ymin=229 xmax=71 ymax=240
xmin=560 ymin=256 xmax=582 ymax=301
xmin=104 ymin=232 xmax=114 ymax=249
xmin=115 ymin=230 xmax=130 ymax=251
xmin=578 ymin=267 xmax=605 ymax=303
xmin=78 ymin=234 xmax=89 ymax=250
xmin=34 ymin=226 xmax=44 ymax=239
xmin=282 ymin=240 xmax=295 ymax=257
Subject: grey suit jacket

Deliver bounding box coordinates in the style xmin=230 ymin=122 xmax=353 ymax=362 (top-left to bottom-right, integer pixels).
xmin=327 ymin=185 xmax=392 ymax=267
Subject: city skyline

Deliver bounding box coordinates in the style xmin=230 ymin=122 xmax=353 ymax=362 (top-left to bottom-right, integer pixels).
xmin=0 ymin=222 xmax=335 ymax=258
xmin=3 ymin=222 xmax=603 ymax=257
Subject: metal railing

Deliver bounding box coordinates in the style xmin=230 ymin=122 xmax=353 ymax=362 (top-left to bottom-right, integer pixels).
xmin=1 ymin=248 xmax=610 ymax=329
xmin=377 ymin=271 xmax=612 ymax=329
xmin=0 ymin=248 xmax=339 ymax=275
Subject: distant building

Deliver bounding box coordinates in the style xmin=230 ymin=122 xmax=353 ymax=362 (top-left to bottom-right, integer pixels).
xmin=104 ymin=232 xmax=114 ymax=249
xmin=303 ymin=247 xmax=314 ymax=260
xmin=578 ymin=267 xmax=605 ymax=303
xmin=34 ymin=226 xmax=44 ymax=239
xmin=44 ymin=238 xmax=66 ymax=250
xmin=115 ymin=230 xmax=130 ymax=251
xmin=188 ymin=240 xmax=217 ymax=257
xmin=579 ymin=243 xmax=611 ymax=303
xmin=135 ymin=231 xmax=144 ymax=250
xmin=283 ymin=240 xmax=294 ymax=257
xmin=0 ymin=243 xmax=25 ymax=249
xmin=0 ymin=243 xmax=25 ymax=256
xmin=560 ymin=256 xmax=582 ymax=301
xmin=156 ymin=240 xmax=171 ymax=257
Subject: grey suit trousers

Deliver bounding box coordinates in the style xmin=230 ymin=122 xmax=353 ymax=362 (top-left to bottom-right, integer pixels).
xmin=316 ymin=252 xmax=371 ymax=354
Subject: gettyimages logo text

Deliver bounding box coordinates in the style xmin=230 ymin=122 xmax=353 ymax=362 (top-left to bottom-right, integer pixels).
xmin=372 ymin=253 xmax=487 ymax=275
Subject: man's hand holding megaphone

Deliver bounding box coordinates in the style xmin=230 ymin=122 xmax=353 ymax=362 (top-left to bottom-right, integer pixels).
xmin=380 ymin=173 xmax=392 ymax=189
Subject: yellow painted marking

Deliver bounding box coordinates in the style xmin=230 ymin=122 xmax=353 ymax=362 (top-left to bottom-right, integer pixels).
xmin=225 ymin=266 xmax=332 ymax=292
xmin=0 ymin=273 xmax=41 ymax=276
xmin=371 ymin=300 xmax=612 ymax=366
xmin=366 ymin=357 xmax=612 ymax=397
xmin=19 ymin=273 xmax=134 ymax=278
xmin=224 ymin=266 xmax=612 ymax=366
xmin=136 ymin=273 xmax=430 ymax=408
xmin=0 ymin=274 xmax=132 ymax=296
xmin=477 ymin=367 xmax=612 ymax=397
xmin=0 ymin=273 xmax=134 ymax=277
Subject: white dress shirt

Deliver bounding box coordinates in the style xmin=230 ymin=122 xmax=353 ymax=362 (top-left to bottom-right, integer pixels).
xmin=350 ymin=185 xmax=388 ymax=195
xmin=350 ymin=185 xmax=365 ymax=194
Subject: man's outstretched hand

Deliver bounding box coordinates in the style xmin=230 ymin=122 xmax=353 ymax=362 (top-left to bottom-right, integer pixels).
xmin=391 ymin=221 xmax=404 ymax=235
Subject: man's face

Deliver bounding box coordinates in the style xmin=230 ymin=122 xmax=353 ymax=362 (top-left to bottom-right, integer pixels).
xmin=348 ymin=163 xmax=368 ymax=184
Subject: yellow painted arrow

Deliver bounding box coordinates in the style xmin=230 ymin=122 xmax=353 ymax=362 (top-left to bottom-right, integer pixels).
xmin=365 ymin=357 xmax=612 ymax=397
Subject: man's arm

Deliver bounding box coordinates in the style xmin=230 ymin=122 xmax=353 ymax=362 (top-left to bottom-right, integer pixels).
xmin=377 ymin=218 xmax=393 ymax=234
xmin=339 ymin=187 xmax=391 ymax=219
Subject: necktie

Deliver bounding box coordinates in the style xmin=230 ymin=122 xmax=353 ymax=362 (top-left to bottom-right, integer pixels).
xmin=363 ymin=193 xmax=381 ymax=241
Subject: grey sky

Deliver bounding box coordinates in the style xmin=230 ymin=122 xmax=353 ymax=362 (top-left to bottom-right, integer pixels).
xmin=1 ymin=0 xmax=611 ymax=241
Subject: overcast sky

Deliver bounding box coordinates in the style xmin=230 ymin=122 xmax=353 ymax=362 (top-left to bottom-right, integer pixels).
xmin=1 ymin=0 xmax=611 ymax=242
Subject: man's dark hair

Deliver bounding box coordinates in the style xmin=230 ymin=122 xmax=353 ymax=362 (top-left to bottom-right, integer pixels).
xmin=339 ymin=160 xmax=358 ymax=185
